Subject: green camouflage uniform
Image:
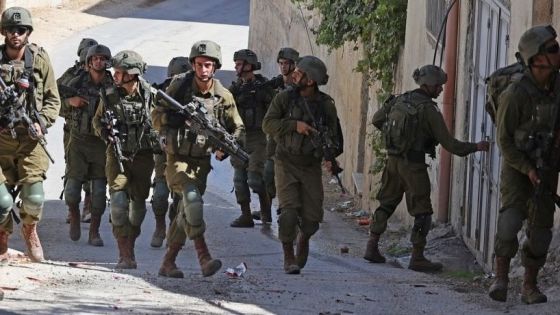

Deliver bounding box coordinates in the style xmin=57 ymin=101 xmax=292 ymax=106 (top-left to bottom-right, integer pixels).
xmin=93 ymin=79 xmax=157 ymax=238
xmin=262 ymin=89 xmax=341 ymax=242
xmin=152 ymin=72 xmax=244 ymax=242
xmin=494 ymin=70 xmax=560 ymax=268
xmin=0 ymin=43 xmax=60 ymax=232
xmin=369 ymin=89 xmax=477 ymax=247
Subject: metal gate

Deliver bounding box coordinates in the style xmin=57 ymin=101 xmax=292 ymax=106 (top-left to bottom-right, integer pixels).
xmin=463 ymin=0 xmax=510 ymax=271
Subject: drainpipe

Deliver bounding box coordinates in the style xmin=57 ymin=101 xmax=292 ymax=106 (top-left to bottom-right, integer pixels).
xmin=437 ymin=0 xmax=459 ymax=223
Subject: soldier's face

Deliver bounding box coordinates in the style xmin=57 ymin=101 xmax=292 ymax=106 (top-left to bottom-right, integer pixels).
xmin=278 ymin=58 xmax=294 ymax=76
xmin=234 ymin=60 xmax=252 ymax=75
xmin=3 ymin=26 xmax=29 ymax=50
xmin=426 ymin=84 xmax=443 ymax=98
xmin=193 ymin=56 xmax=216 ymax=82
xmin=113 ymin=68 xmax=135 ymax=86
xmin=89 ymin=55 xmax=108 ymax=72
xmin=541 ymin=39 xmax=560 ymax=68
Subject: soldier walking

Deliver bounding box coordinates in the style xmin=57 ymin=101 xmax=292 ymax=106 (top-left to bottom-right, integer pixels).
xmin=488 ymin=25 xmax=560 ymax=304
xmin=263 ymin=56 xmax=343 ymax=274
xmin=0 ymin=7 xmax=61 ymax=262
xmin=229 ymin=49 xmax=275 ymax=227
xmin=61 ymin=44 xmax=113 ymax=246
xmin=363 ymin=65 xmax=489 ymax=272
xmin=150 ymin=56 xmax=190 ymax=248
xmin=154 ymin=40 xmax=244 ymax=278
xmin=93 ymin=50 xmax=157 ymax=269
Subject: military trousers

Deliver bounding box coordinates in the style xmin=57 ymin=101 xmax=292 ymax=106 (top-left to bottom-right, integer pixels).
xmin=369 ymin=156 xmax=433 ymax=246
xmin=232 ymin=132 xmax=267 ymax=204
xmin=275 ymin=159 xmax=323 ymax=243
xmin=264 ymin=137 xmax=277 ymax=199
xmin=0 ymin=129 xmax=49 ymax=231
xmin=494 ymin=163 xmax=557 ymax=268
xmin=152 ymin=153 xmax=171 ymax=216
xmin=165 ymin=153 xmax=211 ymax=243
xmin=106 ymin=148 xmax=154 ymax=238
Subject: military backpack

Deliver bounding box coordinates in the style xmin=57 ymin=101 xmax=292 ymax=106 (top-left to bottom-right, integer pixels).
xmin=484 ymin=61 xmax=525 ymax=124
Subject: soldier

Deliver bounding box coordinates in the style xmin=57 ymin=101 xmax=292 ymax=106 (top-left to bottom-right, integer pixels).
xmin=93 ymin=50 xmax=157 ymax=269
xmin=363 ymin=65 xmax=489 ymax=272
xmin=0 ymin=7 xmax=61 ymax=262
xmin=154 ymin=40 xmax=244 ymax=278
xmin=228 ymin=49 xmax=275 ymax=227
xmin=262 ymin=56 xmax=343 ymax=274
xmin=62 ymin=44 xmax=113 ymax=246
xmin=253 ymin=47 xmax=300 ymax=223
xmin=58 ymin=38 xmax=98 ymax=224
xmin=488 ymin=25 xmax=560 ymax=304
xmin=150 ymin=56 xmax=191 ymax=248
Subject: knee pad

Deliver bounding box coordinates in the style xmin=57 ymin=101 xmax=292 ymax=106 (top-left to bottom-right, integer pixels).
xmin=0 ymin=183 xmax=14 ymax=214
xmin=412 ymin=214 xmax=432 ymax=237
xmin=370 ymin=208 xmax=390 ymax=234
xmin=151 ymin=181 xmax=170 ymax=210
xmin=21 ymin=182 xmax=44 ymax=212
xmin=129 ymin=199 xmax=147 ymax=227
xmin=64 ymin=178 xmax=83 ymax=205
xmin=247 ymin=171 xmax=264 ymax=193
xmin=526 ymin=227 xmax=553 ymax=258
xmin=497 ymin=208 xmax=524 ymax=241
xmin=182 ymin=185 xmax=203 ymax=226
xmin=90 ymin=179 xmax=107 ymax=210
xmin=110 ymin=191 xmax=129 ymax=226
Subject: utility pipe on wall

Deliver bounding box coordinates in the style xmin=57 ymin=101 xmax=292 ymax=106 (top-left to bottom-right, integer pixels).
xmin=437 ymin=0 xmax=459 ymax=223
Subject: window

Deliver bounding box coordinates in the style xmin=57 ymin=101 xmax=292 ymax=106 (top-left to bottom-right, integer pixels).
xmin=426 ymin=0 xmax=449 ymax=38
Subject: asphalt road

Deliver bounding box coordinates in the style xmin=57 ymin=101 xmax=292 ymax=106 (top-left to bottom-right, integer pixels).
xmin=1 ymin=0 xmax=558 ymax=314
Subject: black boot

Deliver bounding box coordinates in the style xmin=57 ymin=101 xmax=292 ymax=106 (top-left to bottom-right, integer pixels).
xmin=230 ymin=202 xmax=254 ymax=228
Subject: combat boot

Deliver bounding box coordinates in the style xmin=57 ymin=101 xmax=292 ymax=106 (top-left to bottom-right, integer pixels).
xmin=0 ymin=229 xmax=9 ymax=255
xmin=193 ymin=236 xmax=222 ymax=277
xmin=282 ymin=242 xmax=300 ymax=274
xmin=295 ymin=232 xmax=310 ymax=268
xmin=81 ymin=193 xmax=92 ymax=223
xmin=521 ymin=265 xmax=547 ymax=304
xmin=150 ymin=215 xmax=166 ymax=248
xmin=230 ymin=202 xmax=254 ymax=228
xmin=21 ymin=223 xmax=44 ymax=262
xmin=115 ymin=236 xmax=135 ymax=269
xmin=488 ymin=256 xmax=510 ymax=302
xmin=158 ymin=242 xmax=184 ymax=278
xmin=129 ymin=236 xmax=138 ymax=267
xmin=363 ymin=233 xmax=386 ymax=263
xmin=68 ymin=204 xmax=81 ymax=241
xmin=87 ymin=214 xmax=104 ymax=247
xmin=258 ymin=192 xmax=272 ymax=224
xmin=408 ymin=245 xmax=442 ymax=272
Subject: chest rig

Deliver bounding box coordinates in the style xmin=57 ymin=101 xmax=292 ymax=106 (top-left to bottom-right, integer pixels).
xmin=230 ymin=74 xmax=267 ymax=131
xmin=103 ymin=81 xmax=156 ymax=155
xmin=69 ymin=71 xmax=112 ymax=136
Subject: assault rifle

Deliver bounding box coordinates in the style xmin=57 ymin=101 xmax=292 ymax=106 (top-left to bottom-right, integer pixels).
xmin=231 ymin=75 xmax=284 ymax=97
xmin=0 ymin=76 xmax=55 ymax=163
xmin=157 ymin=89 xmax=249 ymax=163
xmin=57 ymin=84 xmax=99 ymax=116
xmin=99 ymin=88 xmax=126 ymax=173
xmin=298 ymin=95 xmax=346 ymax=194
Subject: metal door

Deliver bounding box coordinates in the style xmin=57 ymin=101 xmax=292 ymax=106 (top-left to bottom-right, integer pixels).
xmin=463 ymin=0 xmax=510 ymax=270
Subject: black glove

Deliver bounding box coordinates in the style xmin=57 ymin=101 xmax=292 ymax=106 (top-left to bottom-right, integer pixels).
xmin=166 ymin=111 xmax=188 ymax=128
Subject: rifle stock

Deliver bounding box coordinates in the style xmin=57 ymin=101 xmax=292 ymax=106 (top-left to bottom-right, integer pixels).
xmin=157 ymin=89 xmax=249 ymax=163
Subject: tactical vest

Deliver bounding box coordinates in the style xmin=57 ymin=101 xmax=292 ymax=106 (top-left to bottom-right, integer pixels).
xmin=102 ymin=79 xmax=157 ymax=156
xmin=68 ymin=71 xmax=112 ymax=136
xmin=278 ymin=90 xmax=332 ymax=160
xmin=166 ymin=72 xmax=227 ymax=158
xmin=229 ymin=74 xmax=269 ymax=132
xmin=512 ymin=76 xmax=559 ymax=164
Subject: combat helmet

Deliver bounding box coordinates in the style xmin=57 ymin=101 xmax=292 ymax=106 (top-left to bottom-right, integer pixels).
xmin=77 ymin=38 xmax=98 ymax=58
xmin=189 ymin=40 xmax=222 ymax=69
xmin=86 ymin=44 xmax=111 ymax=65
xmin=111 ymin=50 xmax=147 ymax=75
xmin=518 ymin=24 xmax=558 ymax=65
xmin=296 ymin=56 xmax=329 ymax=85
xmin=412 ymin=65 xmax=447 ymax=86
xmin=1 ymin=7 xmax=33 ymax=32
xmin=277 ymin=47 xmax=299 ymax=63
xmin=233 ymin=49 xmax=261 ymax=70
xmin=167 ymin=56 xmax=191 ymax=77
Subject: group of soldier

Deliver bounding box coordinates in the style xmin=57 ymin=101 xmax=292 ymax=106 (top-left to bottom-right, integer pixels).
xmin=0 ymin=5 xmax=557 ymax=306
xmin=0 ymin=6 xmax=342 ymax=281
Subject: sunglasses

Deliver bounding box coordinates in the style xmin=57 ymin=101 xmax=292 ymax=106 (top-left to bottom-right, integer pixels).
xmin=544 ymin=43 xmax=560 ymax=54
xmin=5 ymin=26 xmax=28 ymax=35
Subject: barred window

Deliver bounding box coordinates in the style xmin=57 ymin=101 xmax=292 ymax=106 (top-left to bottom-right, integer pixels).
xmin=426 ymin=0 xmax=448 ymax=38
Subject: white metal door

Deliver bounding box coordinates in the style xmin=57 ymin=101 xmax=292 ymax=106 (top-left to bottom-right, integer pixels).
xmin=464 ymin=0 xmax=510 ymax=270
